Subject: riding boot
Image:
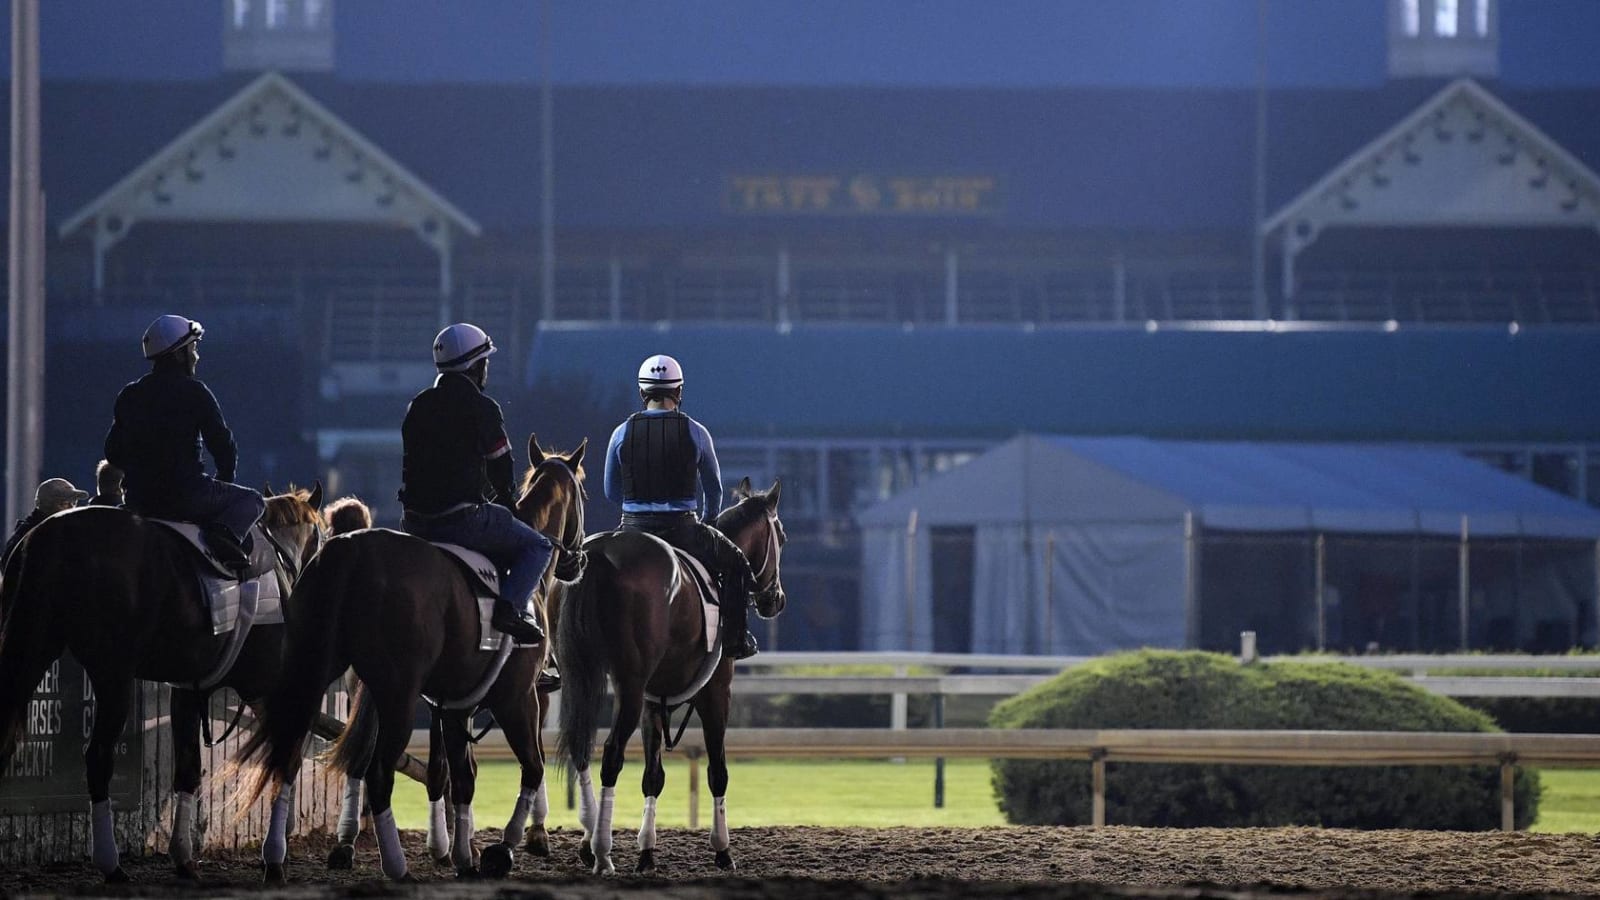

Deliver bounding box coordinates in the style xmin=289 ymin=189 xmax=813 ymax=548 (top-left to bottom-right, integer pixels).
xmin=491 ymin=597 xmax=546 ymax=644
xmin=200 ymin=522 xmax=250 ymax=576
xmin=537 ymin=663 xmax=561 ymax=692
xmin=721 ymin=573 xmax=758 ymax=661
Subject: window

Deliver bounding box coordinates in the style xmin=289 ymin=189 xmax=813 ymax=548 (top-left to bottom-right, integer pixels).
xmin=1435 ymin=0 xmax=1458 ymax=37
xmin=304 ymin=0 xmax=327 ymax=28
xmin=265 ymin=0 xmax=289 ymax=29
xmin=231 ymin=0 xmax=251 ymax=30
xmin=1474 ymin=0 xmax=1491 ymax=37
xmin=1401 ymin=0 xmax=1420 ymax=36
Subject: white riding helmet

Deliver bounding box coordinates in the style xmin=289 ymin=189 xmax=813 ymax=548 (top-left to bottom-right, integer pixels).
xmin=142 ymin=315 xmax=204 ymax=359
xmin=433 ymin=323 xmax=496 ymax=372
xmin=637 ymin=354 xmax=684 ymax=392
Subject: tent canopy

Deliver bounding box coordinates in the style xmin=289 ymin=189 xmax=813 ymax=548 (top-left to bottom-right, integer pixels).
xmin=857 ymin=435 xmax=1600 ymax=539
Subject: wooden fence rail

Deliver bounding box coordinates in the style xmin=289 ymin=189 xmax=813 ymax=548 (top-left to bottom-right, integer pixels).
xmin=414 ymin=728 xmax=1600 ymax=833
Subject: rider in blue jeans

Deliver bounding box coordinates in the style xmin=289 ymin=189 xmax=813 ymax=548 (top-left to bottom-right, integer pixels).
xmin=398 ymin=324 xmax=553 ymax=653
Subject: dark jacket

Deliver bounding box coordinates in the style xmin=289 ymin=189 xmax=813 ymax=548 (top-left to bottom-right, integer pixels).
xmin=103 ymin=366 xmax=238 ymax=513
xmin=399 ymin=372 xmax=516 ymax=515
xmin=2 ymin=508 xmax=51 ymax=571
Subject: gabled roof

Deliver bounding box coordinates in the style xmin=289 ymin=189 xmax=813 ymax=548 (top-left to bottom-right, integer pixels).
xmin=857 ymin=435 xmax=1600 ymax=539
xmin=1264 ymin=78 xmax=1600 ymax=241
xmin=60 ymin=72 xmax=480 ymax=239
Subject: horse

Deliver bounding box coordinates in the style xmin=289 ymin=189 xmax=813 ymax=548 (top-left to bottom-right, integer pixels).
xmin=0 ymin=484 xmax=326 ymax=882
xmin=557 ymin=476 xmax=787 ymax=875
xmin=239 ymin=436 xmax=586 ymax=883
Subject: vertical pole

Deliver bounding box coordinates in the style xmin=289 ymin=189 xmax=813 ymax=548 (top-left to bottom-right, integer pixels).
xmin=1111 ymin=252 xmax=1127 ymax=323
xmin=7 ymin=0 xmax=43 ymax=528
xmin=776 ymin=243 xmax=791 ymax=326
xmin=1183 ymin=511 xmax=1199 ymax=647
xmin=1314 ymin=533 xmax=1326 ymax=651
xmin=1458 ymin=515 xmax=1471 ymax=650
xmin=436 ymin=230 xmax=454 ymax=327
xmin=1045 ymin=529 xmax=1056 ymax=653
xmin=1592 ymin=538 xmax=1600 ymax=649
xmin=688 ymin=748 xmax=701 ymax=830
xmin=944 ymin=248 xmax=959 ymax=325
xmin=932 ymin=693 xmax=945 ymax=809
xmin=905 ymin=509 xmax=919 ymax=650
xmin=608 ymin=251 xmax=622 ymax=323
xmin=890 ymin=665 xmax=907 ymax=732
xmin=1500 ymin=757 xmax=1515 ymax=832
xmin=538 ymin=0 xmax=555 ymax=324
xmin=1251 ymin=0 xmax=1269 ymax=320
xmin=1281 ymin=233 xmax=1298 ymax=322
xmin=1091 ymin=751 xmax=1106 ymax=827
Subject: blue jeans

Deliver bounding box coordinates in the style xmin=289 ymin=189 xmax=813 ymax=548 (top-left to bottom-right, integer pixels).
xmin=401 ymin=503 xmax=553 ymax=615
xmin=171 ymin=477 xmax=266 ymax=543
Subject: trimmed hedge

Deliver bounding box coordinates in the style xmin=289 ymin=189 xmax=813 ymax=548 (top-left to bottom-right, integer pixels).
xmin=989 ymin=650 xmax=1539 ymax=829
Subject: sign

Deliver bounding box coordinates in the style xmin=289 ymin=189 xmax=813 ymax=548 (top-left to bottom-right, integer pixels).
xmin=724 ymin=174 xmax=1002 ymax=217
xmin=0 ymin=655 xmax=141 ymax=813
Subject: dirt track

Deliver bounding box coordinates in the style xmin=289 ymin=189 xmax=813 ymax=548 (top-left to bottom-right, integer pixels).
xmin=4 ymin=826 xmax=1600 ymax=898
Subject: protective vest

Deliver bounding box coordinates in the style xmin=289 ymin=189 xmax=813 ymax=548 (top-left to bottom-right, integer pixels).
xmin=398 ymin=373 xmax=504 ymax=514
xmin=619 ymin=411 xmax=698 ymax=504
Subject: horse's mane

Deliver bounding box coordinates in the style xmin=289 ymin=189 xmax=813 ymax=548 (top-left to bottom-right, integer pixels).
xmin=519 ymin=447 xmax=586 ymax=497
xmin=323 ymin=496 xmax=372 ymax=535
xmin=263 ymin=486 xmax=323 ymax=529
xmin=715 ymin=492 xmax=769 ymax=535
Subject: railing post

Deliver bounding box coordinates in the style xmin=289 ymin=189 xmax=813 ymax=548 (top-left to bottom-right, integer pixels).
xmin=1500 ymin=754 xmax=1516 ymax=832
xmin=932 ymin=692 xmax=946 ymax=809
xmin=1091 ymin=749 xmax=1107 ymax=827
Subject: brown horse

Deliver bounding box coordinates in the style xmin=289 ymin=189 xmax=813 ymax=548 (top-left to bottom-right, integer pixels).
xmin=0 ymin=485 xmax=325 ymax=882
xmin=240 ymin=436 xmax=585 ymax=883
xmin=557 ymin=477 xmax=787 ymax=875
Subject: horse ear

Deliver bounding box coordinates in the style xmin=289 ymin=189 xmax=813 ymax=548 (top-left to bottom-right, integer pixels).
xmin=527 ymin=433 xmax=545 ymax=465
xmin=309 ymin=480 xmax=324 ymax=509
xmin=263 ymin=481 xmax=275 ymax=497
xmin=766 ymin=478 xmax=781 ymax=511
xmin=566 ymin=437 xmax=587 ymax=470
xmin=735 ymin=476 xmax=752 ymax=500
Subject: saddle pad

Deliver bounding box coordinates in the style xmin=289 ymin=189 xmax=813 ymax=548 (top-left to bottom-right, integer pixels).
xmin=671 ymin=548 xmax=721 ymax=653
xmin=149 ymin=519 xmax=277 ymax=581
xmin=199 ymin=572 xmax=282 ymax=636
xmin=429 ymin=543 xmax=540 ymax=651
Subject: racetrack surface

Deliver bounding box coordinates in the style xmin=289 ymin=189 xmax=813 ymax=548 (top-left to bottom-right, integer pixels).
xmin=3 ymin=825 xmax=1599 ymax=898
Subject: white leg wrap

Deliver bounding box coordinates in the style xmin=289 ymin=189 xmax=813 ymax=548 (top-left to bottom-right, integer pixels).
xmin=90 ymin=799 xmax=119 ymax=875
xmin=426 ymin=797 xmax=450 ymax=861
xmin=532 ymin=779 xmax=549 ymax=827
xmin=637 ymin=795 xmax=658 ymax=851
xmin=710 ymin=795 xmax=730 ymax=852
xmin=336 ymin=776 xmax=363 ymax=846
xmin=593 ymin=786 xmax=615 ymax=872
xmin=576 ymin=769 xmax=597 ymax=839
xmin=263 ymin=781 xmax=295 ymax=866
xmin=374 ymin=808 xmax=408 ymax=881
xmin=502 ymin=786 xmax=534 ymax=847
xmin=452 ymin=806 xmax=475 ymax=871
xmin=170 ymin=792 xmax=197 ymax=865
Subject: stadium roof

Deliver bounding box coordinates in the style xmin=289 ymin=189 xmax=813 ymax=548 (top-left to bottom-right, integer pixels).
xmin=855 ymin=434 xmax=1600 ymax=538
xmin=524 ymin=322 xmax=1600 ymax=443
xmin=24 ymin=77 xmax=1600 ymax=233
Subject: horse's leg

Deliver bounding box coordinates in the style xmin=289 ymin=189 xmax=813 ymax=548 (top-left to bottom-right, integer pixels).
xmin=438 ymin=710 xmax=480 ymax=878
xmin=635 ymin=705 xmax=668 ymax=874
xmin=693 ymin=678 xmax=737 ymax=870
xmin=327 ymin=773 xmax=363 ymax=869
xmin=83 ymin=671 xmax=134 ymax=882
xmin=425 ymin=710 xmax=452 ymax=866
xmin=365 ymin=688 xmax=422 ymax=882
xmin=481 ymin=688 xmax=543 ymax=877
xmin=523 ymin=687 xmax=552 ymax=857
xmin=167 ymin=688 xmax=204 ymax=879
xmin=592 ymin=687 xmax=644 ymax=876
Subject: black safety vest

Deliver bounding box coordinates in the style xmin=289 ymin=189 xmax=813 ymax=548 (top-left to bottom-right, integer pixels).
xmin=619 ymin=411 xmax=698 ymax=504
xmin=398 ymin=373 xmax=507 ymax=514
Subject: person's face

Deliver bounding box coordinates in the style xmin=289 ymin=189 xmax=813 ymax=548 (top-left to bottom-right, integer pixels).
xmin=474 ymin=359 xmax=490 ymax=390
xmin=183 ymin=341 xmax=199 ymax=375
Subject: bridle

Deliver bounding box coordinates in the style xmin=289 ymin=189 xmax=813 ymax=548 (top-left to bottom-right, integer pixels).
xmin=741 ymin=503 xmax=784 ymax=600
xmin=262 ymin=506 xmax=325 ymax=581
xmin=521 ymin=457 xmax=586 ymax=559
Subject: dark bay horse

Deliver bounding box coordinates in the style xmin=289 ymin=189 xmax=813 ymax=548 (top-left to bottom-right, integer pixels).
xmin=240 ymin=437 xmax=585 ymax=883
xmin=558 ymin=477 xmax=787 ymax=875
xmin=0 ymin=485 xmax=325 ymax=882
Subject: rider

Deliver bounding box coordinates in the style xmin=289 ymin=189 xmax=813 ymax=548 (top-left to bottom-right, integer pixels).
xmin=604 ymin=354 xmax=758 ymax=660
xmin=104 ymin=315 xmax=265 ymax=574
xmin=398 ymin=323 xmax=551 ymax=646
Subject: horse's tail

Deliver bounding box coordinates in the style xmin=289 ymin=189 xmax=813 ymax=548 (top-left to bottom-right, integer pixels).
xmin=555 ymin=547 xmax=615 ymax=773
xmin=0 ymin=532 xmax=64 ymax=772
xmin=328 ymin=682 xmax=379 ymax=777
xmin=239 ymin=539 xmax=353 ymax=806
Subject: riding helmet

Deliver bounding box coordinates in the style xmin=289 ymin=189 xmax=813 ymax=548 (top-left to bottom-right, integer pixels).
xmin=433 ymin=323 xmax=496 ymax=372
xmin=142 ymin=315 xmax=204 ymax=359
xmin=637 ymin=354 xmax=684 ymax=392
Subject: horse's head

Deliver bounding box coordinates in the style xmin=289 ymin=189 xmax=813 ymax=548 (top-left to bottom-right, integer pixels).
xmin=261 ymin=481 xmax=325 ymax=577
xmin=718 ymin=476 xmax=786 ymax=619
xmin=517 ymin=433 xmax=588 ymax=567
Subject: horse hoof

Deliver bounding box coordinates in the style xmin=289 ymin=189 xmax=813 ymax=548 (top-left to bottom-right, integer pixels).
xmin=433 ymin=855 xmax=453 ymax=869
xmin=454 ymin=866 xmax=481 ymax=881
xmin=105 ymin=867 xmax=131 ymax=884
xmin=715 ymin=849 xmax=736 ymax=871
xmin=524 ymin=828 xmax=550 ymax=858
xmin=262 ymin=863 xmax=286 ymax=886
xmin=481 ymin=843 xmax=514 ymax=879
xmin=173 ymin=860 xmax=201 ymax=881
xmin=593 ymin=854 xmax=615 ymax=876
xmin=326 ymin=843 xmax=355 ymax=870
xmin=636 ymin=849 xmax=656 ymax=874
xmin=578 ymin=843 xmax=595 ymax=868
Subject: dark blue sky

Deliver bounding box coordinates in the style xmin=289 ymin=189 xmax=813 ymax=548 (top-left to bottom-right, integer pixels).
xmin=15 ymin=0 xmax=1600 ymax=87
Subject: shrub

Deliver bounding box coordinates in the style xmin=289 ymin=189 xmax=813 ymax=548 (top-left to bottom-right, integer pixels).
xmin=988 ymin=649 xmax=1539 ymax=829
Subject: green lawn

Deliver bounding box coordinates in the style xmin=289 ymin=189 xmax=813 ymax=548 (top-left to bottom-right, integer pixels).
xmin=390 ymin=760 xmax=1600 ymax=833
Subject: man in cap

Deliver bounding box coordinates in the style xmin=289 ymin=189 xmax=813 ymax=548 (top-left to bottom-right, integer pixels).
xmin=104 ymin=315 xmax=264 ymax=573
xmin=2 ymin=477 xmax=88 ymax=570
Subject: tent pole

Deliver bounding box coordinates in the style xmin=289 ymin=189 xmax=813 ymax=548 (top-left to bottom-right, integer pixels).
xmin=1458 ymin=515 xmax=1471 ymax=650
xmin=1314 ymin=533 xmax=1326 ymax=651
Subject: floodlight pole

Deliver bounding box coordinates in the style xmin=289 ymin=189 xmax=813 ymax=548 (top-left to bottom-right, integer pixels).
xmin=539 ymin=0 xmax=555 ymax=325
xmin=1251 ymin=0 xmax=1269 ymax=320
xmin=7 ymin=0 xmax=43 ymax=527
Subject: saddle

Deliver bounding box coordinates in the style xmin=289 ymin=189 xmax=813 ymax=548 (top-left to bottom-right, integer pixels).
xmin=638 ymin=541 xmax=726 ymax=710
xmin=149 ymin=519 xmax=286 ymax=636
xmin=430 ymin=542 xmax=544 ymax=652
